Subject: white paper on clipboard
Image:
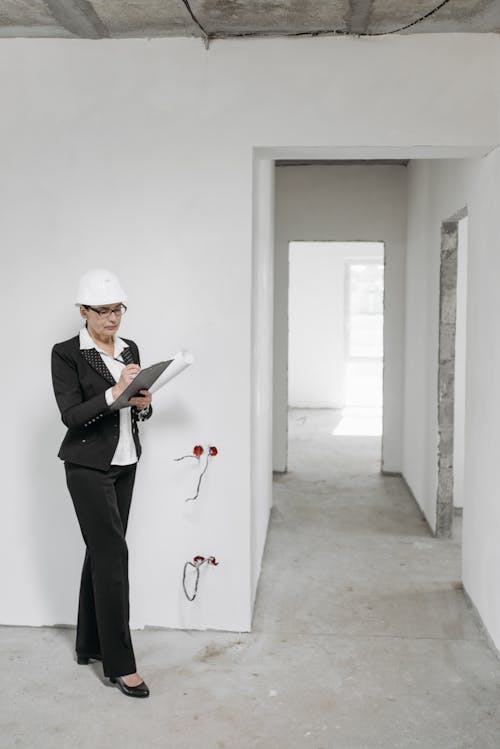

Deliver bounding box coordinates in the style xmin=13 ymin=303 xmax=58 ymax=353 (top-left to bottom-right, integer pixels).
xmin=109 ymin=360 xmax=172 ymax=410
xmin=149 ymin=350 xmax=194 ymax=393
xmin=109 ymin=350 xmax=194 ymax=410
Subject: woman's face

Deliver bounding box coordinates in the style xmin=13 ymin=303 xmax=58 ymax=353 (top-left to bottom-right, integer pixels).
xmin=80 ymin=303 xmax=124 ymax=337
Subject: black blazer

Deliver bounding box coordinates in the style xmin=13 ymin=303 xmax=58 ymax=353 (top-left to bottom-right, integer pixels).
xmin=51 ymin=333 xmax=153 ymax=471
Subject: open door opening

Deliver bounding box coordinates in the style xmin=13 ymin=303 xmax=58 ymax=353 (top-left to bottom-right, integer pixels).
xmin=287 ymin=241 xmax=385 ymax=468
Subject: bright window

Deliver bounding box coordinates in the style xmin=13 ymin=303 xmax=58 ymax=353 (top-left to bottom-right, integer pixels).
xmin=345 ymin=262 xmax=384 ymax=359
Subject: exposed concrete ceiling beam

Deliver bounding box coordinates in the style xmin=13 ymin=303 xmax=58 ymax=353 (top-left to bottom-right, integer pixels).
xmin=346 ymin=0 xmax=374 ymax=35
xmin=42 ymin=0 xmax=109 ymax=39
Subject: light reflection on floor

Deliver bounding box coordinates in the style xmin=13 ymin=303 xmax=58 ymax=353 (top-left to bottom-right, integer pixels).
xmin=332 ymin=406 xmax=383 ymax=436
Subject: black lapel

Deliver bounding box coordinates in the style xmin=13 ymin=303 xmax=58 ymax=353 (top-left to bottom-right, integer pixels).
xmin=80 ymin=348 xmax=116 ymax=385
xmin=121 ymin=346 xmax=136 ymax=365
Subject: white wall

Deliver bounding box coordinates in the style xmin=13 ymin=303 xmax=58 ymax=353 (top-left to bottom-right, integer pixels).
xmin=288 ymin=241 xmax=383 ymax=407
xmin=403 ymin=151 xmax=500 ymax=649
xmin=0 ymin=34 xmax=498 ymax=633
xmin=250 ymin=154 xmax=274 ymax=610
xmin=274 ymin=165 xmax=408 ymax=473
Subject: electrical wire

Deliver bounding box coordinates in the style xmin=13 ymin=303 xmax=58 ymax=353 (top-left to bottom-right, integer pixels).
xmin=174 ymin=445 xmax=218 ymax=501
xmin=180 ymin=0 xmax=454 ymax=44
xmin=182 ymin=555 xmax=219 ymax=601
xmin=360 ymin=0 xmax=454 ymax=36
xmin=185 ymin=452 xmax=210 ymax=502
xmin=179 ymin=0 xmax=210 ymax=46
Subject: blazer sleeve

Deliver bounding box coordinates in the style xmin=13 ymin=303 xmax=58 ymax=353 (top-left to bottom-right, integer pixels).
xmin=129 ymin=340 xmax=153 ymax=422
xmin=51 ymin=344 xmax=112 ymax=429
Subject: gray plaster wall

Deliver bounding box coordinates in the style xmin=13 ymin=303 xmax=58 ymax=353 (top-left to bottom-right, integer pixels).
xmin=436 ymin=221 xmax=459 ymax=536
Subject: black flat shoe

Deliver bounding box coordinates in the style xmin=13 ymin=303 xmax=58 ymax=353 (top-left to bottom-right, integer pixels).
xmin=109 ymin=675 xmax=150 ymax=698
xmin=77 ymin=654 xmax=102 ymax=665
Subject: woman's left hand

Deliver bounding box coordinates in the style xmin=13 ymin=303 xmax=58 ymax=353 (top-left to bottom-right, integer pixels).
xmin=128 ymin=389 xmax=152 ymax=409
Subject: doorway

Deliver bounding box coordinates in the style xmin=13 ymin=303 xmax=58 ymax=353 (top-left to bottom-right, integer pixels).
xmin=287 ymin=241 xmax=385 ymax=454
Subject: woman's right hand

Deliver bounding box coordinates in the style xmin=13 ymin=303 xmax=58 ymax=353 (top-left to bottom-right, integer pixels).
xmin=111 ymin=364 xmax=141 ymax=400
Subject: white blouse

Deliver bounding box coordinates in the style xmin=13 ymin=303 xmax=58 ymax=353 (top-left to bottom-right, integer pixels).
xmin=79 ymin=326 xmax=138 ymax=466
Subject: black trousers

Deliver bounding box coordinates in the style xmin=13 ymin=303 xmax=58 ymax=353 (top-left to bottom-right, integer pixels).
xmin=64 ymin=461 xmax=137 ymax=678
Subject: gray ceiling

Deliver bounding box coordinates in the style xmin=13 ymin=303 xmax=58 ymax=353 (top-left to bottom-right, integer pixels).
xmin=0 ymin=0 xmax=499 ymax=42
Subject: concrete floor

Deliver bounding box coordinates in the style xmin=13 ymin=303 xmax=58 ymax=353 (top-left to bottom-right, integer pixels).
xmin=3 ymin=408 xmax=500 ymax=748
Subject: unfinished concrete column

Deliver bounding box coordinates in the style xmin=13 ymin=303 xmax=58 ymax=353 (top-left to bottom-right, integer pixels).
xmin=436 ymin=221 xmax=458 ymax=537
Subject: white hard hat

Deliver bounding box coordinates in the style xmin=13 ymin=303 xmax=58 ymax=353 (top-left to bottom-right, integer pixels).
xmin=75 ymin=269 xmax=128 ymax=306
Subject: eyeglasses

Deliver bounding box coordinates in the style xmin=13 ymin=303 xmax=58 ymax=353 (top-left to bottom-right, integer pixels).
xmin=84 ymin=304 xmax=127 ymax=318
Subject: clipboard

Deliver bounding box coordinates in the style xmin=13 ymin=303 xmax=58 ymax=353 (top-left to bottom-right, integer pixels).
xmin=109 ymin=360 xmax=173 ymax=411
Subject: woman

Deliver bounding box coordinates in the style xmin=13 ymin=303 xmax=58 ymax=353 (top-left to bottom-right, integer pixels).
xmin=51 ymin=268 xmax=153 ymax=698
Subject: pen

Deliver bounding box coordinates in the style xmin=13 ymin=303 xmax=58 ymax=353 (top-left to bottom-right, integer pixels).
xmin=113 ymin=357 xmax=141 ymax=367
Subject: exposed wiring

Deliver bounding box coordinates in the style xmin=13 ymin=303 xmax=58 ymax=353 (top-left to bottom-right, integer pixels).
xmin=182 ymin=0 xmax=454 ymax=46
xmin=179 ymin=0 xmax=211 ymax=48
xmin=174 ymin=444 xmax=219 ymax=502
xmin=186 ymin=451 xmax=210 ymax=502
xmin=182 ymin=555 xmax=219 ymax=601
xmin=360 ymin=0 xmax=453 ymax=36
